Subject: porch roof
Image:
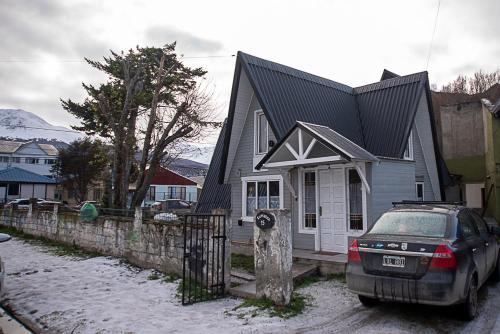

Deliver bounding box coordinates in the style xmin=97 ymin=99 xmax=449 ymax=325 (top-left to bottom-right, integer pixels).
xmin=255 ymin=121 xmax=378 ymax=170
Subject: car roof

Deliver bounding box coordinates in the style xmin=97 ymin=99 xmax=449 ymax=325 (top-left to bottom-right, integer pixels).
xmin=389 ymin=203 xmax=465 ymax=216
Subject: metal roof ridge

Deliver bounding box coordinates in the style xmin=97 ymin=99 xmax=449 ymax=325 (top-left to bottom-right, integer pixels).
xmin=354 ymin=71 xmax=428 ymax=94
xmin=239 ymin=51 xmax=355 ymax=94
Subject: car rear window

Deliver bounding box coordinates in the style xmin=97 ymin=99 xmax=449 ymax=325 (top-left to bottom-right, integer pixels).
xmin=368 ymin=211 xmax=448 ymax=238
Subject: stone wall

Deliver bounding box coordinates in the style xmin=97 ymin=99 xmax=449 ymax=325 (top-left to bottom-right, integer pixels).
xmin=0 ymin=206 xmax=186 ymax=276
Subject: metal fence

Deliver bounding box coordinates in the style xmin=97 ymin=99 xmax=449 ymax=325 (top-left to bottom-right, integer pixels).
xmin=181 ymin=214 xmax=227 ymax=305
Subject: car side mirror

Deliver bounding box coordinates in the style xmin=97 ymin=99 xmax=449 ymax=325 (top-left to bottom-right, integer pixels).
xmin=489 ymin=225 xmax=500 ymax=236
xmin=0 ymin=233 xmax=11 ymax=243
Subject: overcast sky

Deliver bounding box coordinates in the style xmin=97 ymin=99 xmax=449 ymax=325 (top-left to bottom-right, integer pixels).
xmin=1 ymin=0 xmax=499 ymax=163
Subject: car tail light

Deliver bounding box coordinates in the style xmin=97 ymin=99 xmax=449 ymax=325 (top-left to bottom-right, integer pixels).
xmin=348 ymin=239 xmax=361 ymax=262
xmin=430 ymin=244 xmax=457 ymax=268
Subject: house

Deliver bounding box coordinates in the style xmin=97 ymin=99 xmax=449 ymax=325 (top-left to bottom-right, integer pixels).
xmin=140 ymin=166 xmax=199 ymax=206
xmin=0 ymin=167 xmax=57 ymax=203
xmin=197 ymin=52 xmax=448 ymax=254
xmin=0 ymin=140 xmax=58 ymax=177
xmin=431 ymin=84 xmax=500 ymax=216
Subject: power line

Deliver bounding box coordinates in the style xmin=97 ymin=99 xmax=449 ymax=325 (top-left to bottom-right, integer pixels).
xmin=426 ymin=0 xmax=441 ymax=70
xmin=6 ymin=125 xmax=81 ymax=133
xmin=0 ymin=54 xmax=236 ymax=63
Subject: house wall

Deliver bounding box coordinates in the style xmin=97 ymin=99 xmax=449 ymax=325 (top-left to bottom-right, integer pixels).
xmin=370 ymin=158 xmax=416 ymax=223
xmin=0 ymin=142 xmax=57 ymax=176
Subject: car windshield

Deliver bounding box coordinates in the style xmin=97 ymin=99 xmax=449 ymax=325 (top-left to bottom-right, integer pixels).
xmin=368 ymin=211 xmax=448 ymax=238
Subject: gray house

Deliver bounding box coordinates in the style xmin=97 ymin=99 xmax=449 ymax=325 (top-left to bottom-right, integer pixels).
xmin=197 ymin=52 xmax=447 ymax=254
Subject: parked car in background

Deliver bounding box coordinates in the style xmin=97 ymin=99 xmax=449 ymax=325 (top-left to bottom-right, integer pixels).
xmin=151 ymin=199 xmax=192 ymax=215
xmin=0 ymin=233 xmax=11 ymax=296
xmin=347 ymin=202 xmax=500 ymax=320
xmin=4 ymin=198 xmax=44 ymax=209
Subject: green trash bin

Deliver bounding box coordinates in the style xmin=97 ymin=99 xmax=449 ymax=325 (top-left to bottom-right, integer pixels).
xmin=80 ymin=202 xmax=99 ymax=222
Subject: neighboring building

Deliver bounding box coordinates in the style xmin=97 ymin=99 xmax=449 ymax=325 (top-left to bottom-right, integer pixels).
xmin=0 ymin=167 xmax=57 ymax=203
xmin=197 ymin=52 xmax=447 ymax=254
xmin=140 ymin=167 xmax=199 ymax=206
xmin=431 ymin=84 xmax=500 ymax=216
xmin=0 ymin=140 xmax=58 ymax=177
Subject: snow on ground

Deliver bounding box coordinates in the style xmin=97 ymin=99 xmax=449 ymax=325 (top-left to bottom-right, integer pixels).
xmin=0 ymin=238 xmax=499 ymax=334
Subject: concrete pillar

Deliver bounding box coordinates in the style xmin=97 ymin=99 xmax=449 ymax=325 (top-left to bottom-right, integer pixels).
xmin=212 ymin=208 xmax=232 ymax=293
xmin=254 ymin=209 xmax=292 ymax=306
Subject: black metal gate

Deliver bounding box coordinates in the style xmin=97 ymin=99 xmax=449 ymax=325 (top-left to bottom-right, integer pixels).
xmin=181 ymin=214 xmax=227 ymax=305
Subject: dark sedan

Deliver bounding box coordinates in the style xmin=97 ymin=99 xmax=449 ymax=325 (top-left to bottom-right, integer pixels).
xmin=347 ymin=202 xmax=500 ymax=320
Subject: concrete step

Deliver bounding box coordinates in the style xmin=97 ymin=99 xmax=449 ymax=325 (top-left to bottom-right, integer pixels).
xmin=231 ymin=269 xmax=255 ymax=281
xmin=229 ymin=263 xmax=318 ymax=298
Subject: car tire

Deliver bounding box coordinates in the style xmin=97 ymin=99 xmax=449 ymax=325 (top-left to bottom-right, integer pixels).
xmin=358 ymin=295 xmax=379 ymax=307
xmin=460 ymin=276 xmax=478 ymax=321
xmin=490 ymin=256 xmax=500 ymax=282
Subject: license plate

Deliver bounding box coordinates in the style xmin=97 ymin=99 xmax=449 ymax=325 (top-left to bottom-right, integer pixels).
xmin=382 ymin=255 xmax=406 ymax=268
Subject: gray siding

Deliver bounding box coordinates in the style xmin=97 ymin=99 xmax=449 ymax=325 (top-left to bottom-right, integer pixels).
xmin=370 ymin=159 xmax=416 ymax=224
xmin=412 ymin=124 xmax=436 ymax=201
xmin=414 ymin=93 xmax=441 ymax=200
xmin=290 ymin=169 xmax=315 ymax=250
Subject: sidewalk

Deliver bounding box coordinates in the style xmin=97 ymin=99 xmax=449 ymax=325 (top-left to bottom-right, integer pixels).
xmin=0 ymin=307 xmax=32 ymax=334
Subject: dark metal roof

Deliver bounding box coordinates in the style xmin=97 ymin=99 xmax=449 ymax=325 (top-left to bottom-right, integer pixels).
xmin=380 ymin=69 xmax=400 ymax=81
xmin=195 ymin=121 xmax=231 ymax=213
xmin=354 ymin=72 xmax=427 ymax=157
xmin=238 ymin=52 xmax=364 ymax=146
xmin=0 ymin=167 xmax=57 ymax=184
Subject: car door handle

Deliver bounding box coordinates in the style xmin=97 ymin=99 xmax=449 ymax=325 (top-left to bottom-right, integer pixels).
xmin=472 ymin=248 xmax=477 ymax=253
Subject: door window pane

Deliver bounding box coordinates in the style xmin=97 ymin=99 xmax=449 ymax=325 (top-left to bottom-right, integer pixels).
xmin=269 ymin=181 xmax=280 ymax=208
xmin=458 ymin=212 xmax=479 ymax=239
xmin=349 ymin=169 xmax=363 ymax=230
xmin=246 ymin=182 xmax=256 ymax=216
xmin=416 ymin=182 xmax=424 ymax=201
xmin=304 ymin=172 xmax=316 ymax=228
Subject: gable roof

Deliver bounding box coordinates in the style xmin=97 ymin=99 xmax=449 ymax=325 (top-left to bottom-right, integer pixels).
xmin=0 ymin=140 xmax=25 ymax=153
xmin=195 ymin=121 xmax=231 ymax=213
xmin=255 ymin=121 xmax=378 ymax=170
xmin=150 ymin=167 xmax=197 ymax=186
xmin=0 ymin=167 xmax=57 ymax=184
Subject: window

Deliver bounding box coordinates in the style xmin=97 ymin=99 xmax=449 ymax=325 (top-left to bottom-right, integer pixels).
xmin=416 ymin=182 xmax=424 ymax=201
xmin=403 ymin=131 xmax=413 ymax=160
xmin=303 ymin=171 xmax=317 ymax=229
xmin=146 ymin=186 xmax=156 ymax=201
xmin=469 ymin=211 xmax=489 ymax=235
xmin=11 ymin=157 xmax=20 ymax=163
xmin=458 ymin=211 xmax=479 ymax=239
xmin=25 ymin=157 xmax=39 ymax=164
xmin=242 ymin=177 xmax=282 ymax=219
xmin=8 ymin=183 xmax=19 ymax=196
xmin=0 ymin=156 xmax=9 ymax=163
xmin=348 ymin=169 xmax=363 ymax=230
xmin=44 ymin=159 xmax=56 ymax=165
xmin=368 ymin=211 xmax=448 ymax=238
xmin=255 ymin=111 xmax=268 ymax=155
xmin=169 ymin=186 xmax=186 ymax=200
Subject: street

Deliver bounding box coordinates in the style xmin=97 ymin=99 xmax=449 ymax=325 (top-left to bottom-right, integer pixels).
xmin=1 ymin=238 xmax=499 ymax=334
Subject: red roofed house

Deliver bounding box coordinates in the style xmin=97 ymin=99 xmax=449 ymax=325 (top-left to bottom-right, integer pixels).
xmin=141 ymin=167 xmax=199 ymax=206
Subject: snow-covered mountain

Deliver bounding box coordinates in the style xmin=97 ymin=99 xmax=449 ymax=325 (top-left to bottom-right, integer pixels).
xmin=0 ymin=109 xmax=82 ymax=143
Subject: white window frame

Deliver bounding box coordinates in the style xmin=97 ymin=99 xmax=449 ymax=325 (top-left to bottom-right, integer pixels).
xmin=298 ymin=168 xmax=319 ymax=234
xmin=254 ymin=109 xmax=268 ymax=156
xmin=416 ymin=181 xmax=425 ymax=201
xmin=241 ymin=174 xmax=283 ymax=221
xmin=403 ymin=130 xmax=414 ymax=160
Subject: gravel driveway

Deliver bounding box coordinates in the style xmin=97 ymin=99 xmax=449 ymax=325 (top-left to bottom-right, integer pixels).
xmin=1 ymin=238 xmax=499 ymax=334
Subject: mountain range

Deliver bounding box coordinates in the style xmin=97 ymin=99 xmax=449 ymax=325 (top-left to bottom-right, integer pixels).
xmin=0 ymin=109 xmax=83 ymax=143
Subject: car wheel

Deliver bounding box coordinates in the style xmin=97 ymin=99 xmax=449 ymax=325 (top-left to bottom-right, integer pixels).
xmin=490 ymin=256 xmax=500 ymax=282
xmin=460 ymin=276 xmax=478 ymax=321
xmin=358 ymin=295 xmax=379 ymax=307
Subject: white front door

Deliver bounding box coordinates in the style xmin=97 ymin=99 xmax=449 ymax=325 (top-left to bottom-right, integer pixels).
xmin=319 ymin=168 xmax=347 ymax=253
